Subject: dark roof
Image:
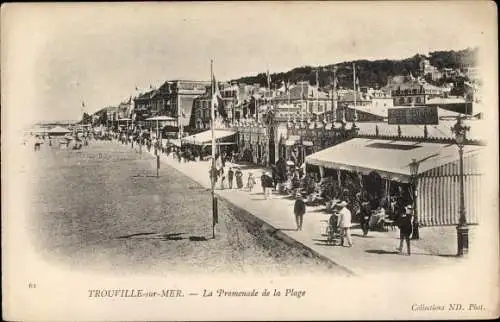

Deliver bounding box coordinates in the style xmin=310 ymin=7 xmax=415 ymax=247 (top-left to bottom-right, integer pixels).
xmin=135 ymin=90 xmax=157 ymax=100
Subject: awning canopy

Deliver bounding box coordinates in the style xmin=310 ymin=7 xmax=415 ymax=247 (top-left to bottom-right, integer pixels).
xmin=181 ymin=129 xmax=237 ymax=145
xmin=48 ymin=126 xmax=72 ymax=134
xmin=146 ymin=116 xmax=177 ymax=121
xmin=305 ymin=138 xmax=483 ymax=183
xmin=167 ymin=139 xmax=182 ymax=147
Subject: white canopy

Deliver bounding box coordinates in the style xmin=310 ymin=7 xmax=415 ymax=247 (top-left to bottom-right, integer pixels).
xmin=181 ymin=129 xmax=237 ymax=146
xmin=167 ymin=139 xmax=182 ymax=147
xmin=48 ymin=126 xmax=72 ymax=134
xmin=146 ymin=116 xmax=176 ymax=121
xmin=305 ymin=138 xmax=483 ymax=183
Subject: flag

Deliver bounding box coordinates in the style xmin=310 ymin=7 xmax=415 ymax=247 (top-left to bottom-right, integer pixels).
xmin=212 ymin=75 xmax=228 ymax=119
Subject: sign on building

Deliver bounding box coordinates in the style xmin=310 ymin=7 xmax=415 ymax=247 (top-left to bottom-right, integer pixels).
xmin=388 ymin=106 xmax=439 ymax=125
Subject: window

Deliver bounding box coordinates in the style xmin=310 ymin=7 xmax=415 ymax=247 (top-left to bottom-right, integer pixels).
xmin=416 ymin=97 xmax=421 ymax=104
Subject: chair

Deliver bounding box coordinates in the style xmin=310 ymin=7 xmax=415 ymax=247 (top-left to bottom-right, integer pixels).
xmin=382 ymin=215 xmax=397 ymax=231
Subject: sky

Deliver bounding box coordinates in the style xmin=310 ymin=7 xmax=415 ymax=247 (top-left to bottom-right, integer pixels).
xmin=1 ymin=1 xmax=496 ymax=128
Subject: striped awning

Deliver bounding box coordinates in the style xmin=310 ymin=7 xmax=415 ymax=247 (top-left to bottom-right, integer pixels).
xmin=305 ymin=138 xmax=483 ymax=183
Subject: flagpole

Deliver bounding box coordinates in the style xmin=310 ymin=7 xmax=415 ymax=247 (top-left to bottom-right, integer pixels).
xmin=211 ymin=59 xmax=217 ymax=239
xmin=332 ymin=66 xmax=337 ymax=122
xmin=353 ymin=63 xmax=356 ymax=112
xmin=287 ymin=80 xmax=290 ymax=104
xmin=300 ymin=79 xmax=304 ymax=115
xmin=316 ymin=69 xmax=321 ymax=121
xmin=178 ymin=89 xmax=183 ymax=142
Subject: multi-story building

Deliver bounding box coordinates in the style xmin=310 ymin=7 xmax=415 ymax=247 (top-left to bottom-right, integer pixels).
xmin=117 ymin=97 xmax=133 ymax=119
xmin=133 ymin=80 xmax=210 ymax=131
xmin=462 ymin=67 xmax=479 ymax=81
xmin=272 ymin=81 xmax=333 ymax=116
xmin=133 ymin=89 xmax=157 ymax=121
xmin=192 ymin=82 xmax=255 ymax=130
xmin=388 ymin=76 xmax=444 ymax=106
xmin=441 ymin=67 xmax=462 ymax=79
xmin=419 ymin=58 xmax=443 ymax=81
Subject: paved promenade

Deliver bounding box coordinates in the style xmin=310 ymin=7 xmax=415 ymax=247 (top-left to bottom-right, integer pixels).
xmin=144 ymin=145 xmax=471 ymax=276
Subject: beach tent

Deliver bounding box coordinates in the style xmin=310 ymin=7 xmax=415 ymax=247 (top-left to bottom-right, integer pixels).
xmin=305 ymin=138 xmax=484 ymax=226
xmin=48 ymin=126 xmax=72 ymax=135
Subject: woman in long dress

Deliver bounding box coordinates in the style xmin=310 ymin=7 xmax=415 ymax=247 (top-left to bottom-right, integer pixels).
xmin=235 ymin=168 xmax=244 ymax=190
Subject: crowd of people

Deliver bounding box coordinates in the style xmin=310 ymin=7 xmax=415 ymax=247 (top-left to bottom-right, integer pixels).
xmin=100 ymin=129 xmax=416 ymax=255
xmin=28 ymin=132 xmax=92 ymax=151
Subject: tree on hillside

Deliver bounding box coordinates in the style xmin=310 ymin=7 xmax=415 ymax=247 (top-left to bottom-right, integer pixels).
xmin=231 ymin=48 xmax=478 ymax=88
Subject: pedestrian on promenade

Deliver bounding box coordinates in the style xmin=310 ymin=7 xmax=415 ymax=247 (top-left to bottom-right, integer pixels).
xmin=228 ymin=167 xmax=234 ymax=189
xmin=359 ymin=201 xmax=371 ymax=236
xmin=261 ymin=172 xmax=271 ymax=199
xmin=293 ymin=192 xmax=306 ymax=231
xmin=235 ymin=167 xmax=244 ymax=190
xmin=271 ymin=166 xmax=278 ymax=191
xmin=337 ymin=201 xmax=353 ymax=247
xmin=247 ymin=172 xmax=256 ymax=192
xmin=397 ymin=204 xmax=413 ymax=256
xmin=219 ymin=168 xmax=226 ymax=190
xmin=33 ymin=136 xmax=42 ymax=151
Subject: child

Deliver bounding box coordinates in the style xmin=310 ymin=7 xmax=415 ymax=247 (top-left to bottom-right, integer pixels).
xmin=247 ymin=173 xmax=256 ymax=192
xmin=293 ymin=192 xmax=306 ymax=231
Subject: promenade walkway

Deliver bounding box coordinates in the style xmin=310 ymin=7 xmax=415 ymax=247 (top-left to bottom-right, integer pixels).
xmin=143 ymin=146 xmax=471 ymax=276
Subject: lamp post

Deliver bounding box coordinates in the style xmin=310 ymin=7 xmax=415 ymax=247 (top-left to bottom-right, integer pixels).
xmin=451 ymin=116 xmax=470 ymax=256
xmin=409 ymin=158 xmax=420 ymax=240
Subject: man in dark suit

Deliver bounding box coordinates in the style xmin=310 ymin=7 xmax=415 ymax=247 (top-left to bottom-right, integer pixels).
xmin=294 ymin=193 xmax=306 ymax=231
xmin=397 ymin=204 xmax=413 ymax=256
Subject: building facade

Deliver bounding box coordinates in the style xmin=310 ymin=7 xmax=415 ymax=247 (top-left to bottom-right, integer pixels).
xmin=390 ymin=78 xmax=444 ymax=106
xmin=133 ymin=80 xmax=210 ymax=132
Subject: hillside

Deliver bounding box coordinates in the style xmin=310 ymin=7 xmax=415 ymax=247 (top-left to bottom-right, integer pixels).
xmin=233 ymin=47 xmax=478 ymax=89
